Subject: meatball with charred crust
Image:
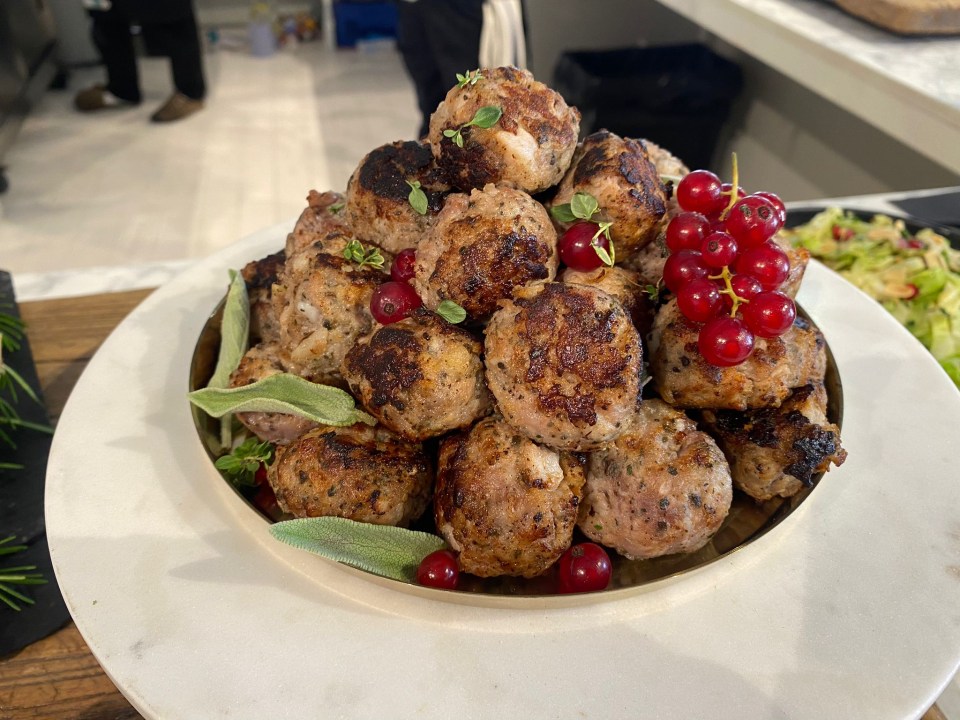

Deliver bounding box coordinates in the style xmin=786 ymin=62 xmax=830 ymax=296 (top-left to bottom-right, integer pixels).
xmin=228 ymin=343 xmax=319 ymax=444
xmin=272 ymin=244 xmax=388 ymax=385
xmin=286 ymin=190 xmax=349 ymax=258
xmin=648 ymin=299 xmax=827 ymax=411
xmin=341 ymin=309 xmax=492 ymax=441
xmin=701 ymin=383 xmax=846 ymax=501
xmin=344 ymin=140 xmax=450 ymax=254
xmin=485 ymin=282 xmax=643 ymax=451
xmin=772 ymin=233 xmax=810 ymax=299
xmin=413 ymin=183 xmax=558 ymax=321
xmin=549 ymin=131 xmax=668 ymax=258
xmin=434 ymin=417 xmax=585 ymax=578
xmin=269 ymin=424 xmax=432 ymax=526
xmin=579 ymin=399 xmax=732 ymax=560
xmin=428 ymin=66 xmax=580 ymax=193
xmin=240 ymin=250 xmax=285 ymax=344
xmin=560 ymin=264 xmax=656 ymax=338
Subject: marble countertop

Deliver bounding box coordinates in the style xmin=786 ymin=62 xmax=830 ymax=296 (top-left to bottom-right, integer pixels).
xmin=652 ymin=0 xmax=960 ymax=174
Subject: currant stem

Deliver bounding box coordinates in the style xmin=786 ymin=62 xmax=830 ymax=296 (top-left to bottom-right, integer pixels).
xmin=708 ymin=265 xmax=749 ymax=317
xmin=719 ymin=153 xmax=740 ymax=220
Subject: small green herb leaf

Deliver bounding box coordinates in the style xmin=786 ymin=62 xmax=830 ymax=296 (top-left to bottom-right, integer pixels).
xmin=328 ymin=202 xmax=345 ymax=214
xmin=591 ymin=222 xmax=616 ymax=267
xmin=549 ymin=204 xmax=577 ymax=223
xmin=466 ymin=105 xmax=502 ymax=129
xmin=214 ymin=437 xmax=274 ymax=487
xmin=188 ymin=373 xmax=376 ymax=427
xmin=456 ymin=69 xmax=482 ymax=88
xmin=436 ymin=300 xmax=467 ymax=324
xmin=406 ymin=180 xmax=428 ymax=216
xmin=644 ymin=283 xmax=662 ymax=303
xmin=269 ymin=517 xmax=446 ymax=583
xmin=443 ymin=127 xmax=464 ymax=148
xmin=343 ymin=239 xmax=386 ymax=270
xmin=571 ymin=192 xmax=600 ymax=221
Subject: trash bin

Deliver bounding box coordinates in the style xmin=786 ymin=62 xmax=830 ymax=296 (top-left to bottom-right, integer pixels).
xmin=552 ymin=44 xmax=743 ymax=171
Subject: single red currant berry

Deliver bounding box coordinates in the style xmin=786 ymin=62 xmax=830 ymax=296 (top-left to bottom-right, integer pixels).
xmin=676 ymin=170 xmax=726 ymax=215
xmin=753 ymin=191 xmax=786 ymax=229
xmin=662 ymin=250 xmax=709 ymax=294
xmin=735 ymin=242 xmax=791 ymax=291
xmin=558 ymin=221 xmax=610 ymax=272
xmin=720 ymin=273 xmax=763 ymax=313
xmin=557 ymin=543 xmax=612 ymax=593
xmin=416 ymin=549 xmax=459 ymax=589
xmin=742 ymin=291 xmax=797 ymax=338
xmin=677 ymin=278 xmax=723 ymax=322
xmin=698 ymin=315 xmax=756 ymax=366
xmin=725 ymin=195 xmax=779 ymax=247
xmin=665 ymin=211 xmax=710 ymax=253
xmin=719 ymin=182 xmax=746 ymax=207
xmin=370 ymin=281 xmax=422 ymax=324
xmin=700 ymin=231 xmax=738 ymax=268
xmin=390 ymin=248 xmax=417 ymax=282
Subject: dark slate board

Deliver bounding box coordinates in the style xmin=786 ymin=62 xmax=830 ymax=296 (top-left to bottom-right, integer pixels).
xmin=0 ymin=270 xmax=70 ymax=656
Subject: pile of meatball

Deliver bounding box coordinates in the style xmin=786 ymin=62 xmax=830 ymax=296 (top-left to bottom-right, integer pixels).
xmin=228 ymin=66 xmax=846 ymax=581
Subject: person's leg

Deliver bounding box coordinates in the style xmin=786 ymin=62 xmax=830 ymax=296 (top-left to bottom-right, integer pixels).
xmin=396 ymin=2 xmax=445 ymax=138
xmin=421 ymin=0 xmax=483 ymax=102
xmin=88 ymin=7 xmax=142 ymax=102
xmin=148 ymin=13 xmax=206 ymax=100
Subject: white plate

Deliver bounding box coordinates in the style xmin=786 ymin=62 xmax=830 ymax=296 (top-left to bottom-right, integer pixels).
xmin=46 ymin=221 xmax=960 ymax=720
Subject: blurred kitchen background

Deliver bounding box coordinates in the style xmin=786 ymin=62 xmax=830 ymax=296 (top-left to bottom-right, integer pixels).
xmin=1 ymin=0 xmax=958 ymax=288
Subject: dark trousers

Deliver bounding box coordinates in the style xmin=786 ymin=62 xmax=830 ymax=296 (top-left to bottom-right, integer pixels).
xmin=90 ymin=6 xmax=206 ymax=102
xmin=396 ymin=0 xmax=484 ymax=138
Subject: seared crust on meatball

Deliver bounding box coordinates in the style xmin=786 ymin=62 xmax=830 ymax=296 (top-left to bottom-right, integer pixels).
xmin=228 ymin=343 xmax=320 ymax=444
xmin=344 ymin=140 xmax=450 ymax=254
xmin=701 ymin=383 xmax=846 ymax=501
xmin=428 ymin=66 xmax=580 ymax=193
xmin=643 ymin=139 xmax=690 ymax=179
xmin=241 ymin=250 xmax=285 ymax=344
xmin=413 ymin=183 xmax=558 ymax=321
xmin=549 ymin=131 xmax=668 ymax=257
xmin=341 ymin=309 xmax=492 ymax=441
xmin=559 ymin=265 xmax=655 ymax=337
xmin=286 ymin=190 xmax=349 ymax=257
xmin=648 ymin=299 xmax=827 ymax=411
xmin=579 ymin=399 xmax=732 ymax=559
xmin=772 ymin=232 xmax=809 ymax=299
xmin=434 ymin=417 xmax=585 ymax=577
xmin=272 ymin=247 xmax=387 ymax=384
xmin=269 ymin=424 xmax=432 ymax=526
xmin=485 ymin=282 xmax=643 ymax=450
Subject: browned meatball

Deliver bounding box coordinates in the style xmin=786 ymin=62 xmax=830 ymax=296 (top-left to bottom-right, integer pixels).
xmin=579 ymin=399 xmax=732 ymax=559
xmin=648 ymin=299 xmax=827 ymax=411
xmin=272 ymin=246 xmax=387 ymax=385
xmin=413 ymin=183 xmax=558 ymax=321
xmin=772 ymin=232 xmax=810 ymax=299
xmin=344 ymin=140 xmax=450 ymax=254
xmin=268 ymin=424 xmax=432 ymax=526
xmin=484 ymin=282 xmax=643 ymax=451
xmin=286 ymin=190 xmax=349 ymax=257
xmin=228 ymin=343 xmax=319 ymax=444
xmin=434 ymin=417 xmax=585 ymax=578
xmin=644 ymin=139 xmax=690 ymax=179
xmin=559 ymin=264 xmax=656 ymax=337
xmin=549 ymin=131 xmax=668 ymax=258
xmin=240 ymin=250 xmax=285 ymax=344
xmin=427 ymin=66 xmax=580 ymax=193
xmin=701 ymin=383 xmax=847 ymax=501
xmin=341 ymin=309 xmax=492 ymax=441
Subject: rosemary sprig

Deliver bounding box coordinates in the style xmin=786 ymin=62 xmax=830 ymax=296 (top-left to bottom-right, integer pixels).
xmin=0 ymin=536 xmax=47 ymax=611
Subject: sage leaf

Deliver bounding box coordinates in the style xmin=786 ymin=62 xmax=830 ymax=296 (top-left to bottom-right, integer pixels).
xmin=407 ymin=180 xmax=428 ymax=216
xmin=549 ymin=204 xmax=577 ymax=223
xmin=570 ymin=192 xmax=599 ymax=221
xmin=467 ymin=105 xmax=502 ymax=129
xmin=207 ymin=270 xmax=250 ymax=390
xmin=269 ymin=517 xmax=446 ymax=583
xmin=436 ymin=300 xmax=467 ymax=324
xmin=188 ymin=373 xmax=376 ymax=427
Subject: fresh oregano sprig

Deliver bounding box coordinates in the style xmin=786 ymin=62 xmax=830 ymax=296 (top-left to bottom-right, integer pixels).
xmin=214 ymin=437 xmax=274 ymax=487
xmin=436 ymin=300 xmax=467 ymax=324
xmin=443 ymin=105 xmax=502 ymax=148
xmin=549 ymin=191 xmax=600 ymax=223
xmin=406 ymin=180 xmax=428 ymax=216
xmin=343 ymin=239 xmax=385 ymax=270
xmin=456 ymin=69 xmax=483 ymax=88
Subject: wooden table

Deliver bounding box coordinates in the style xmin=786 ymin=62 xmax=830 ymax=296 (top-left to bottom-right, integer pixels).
xmin=0 ymin=287 xmax=951 ymax=720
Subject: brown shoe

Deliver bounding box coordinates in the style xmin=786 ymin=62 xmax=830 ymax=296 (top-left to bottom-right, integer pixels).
xmin=74 ymin=84 xmax=139 ymax=112
xmin=150 ymin=92 xmax=204 ymax=123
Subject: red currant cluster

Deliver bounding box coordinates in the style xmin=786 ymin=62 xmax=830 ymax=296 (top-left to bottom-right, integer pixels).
xmin=663 ymin=169 xmax=796 ymax=367
xmin=370 ymin=248 xmax=421 ymax=324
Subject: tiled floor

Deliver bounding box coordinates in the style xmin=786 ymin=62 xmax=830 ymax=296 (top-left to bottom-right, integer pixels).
xmin=0 ymin=40 xmax=418 ymax=283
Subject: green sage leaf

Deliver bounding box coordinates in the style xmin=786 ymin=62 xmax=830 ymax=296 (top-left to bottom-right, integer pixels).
xmin=436 ymin=300 xmax=467 ymax=324
xmin=407 ymin=180 xmax=428 ymax=216
xmin=269 ymin=517 xmax=446 ymax=583
xmin=467 ymin=105 xmax=502 ymax=129
xmin=549 ymin=203 xmax=577 ymax=223
xmin=570 ymin=192 xmax=599 ymax=221
xmin=188 ymin=373 xmax=376 ymax=427
xmin=207 ymin=270 xmax=250 ymax=390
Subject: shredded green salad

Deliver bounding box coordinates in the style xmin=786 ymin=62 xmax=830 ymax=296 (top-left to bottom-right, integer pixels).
xmin=783 ymin=207 xmax=960 ymax=388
